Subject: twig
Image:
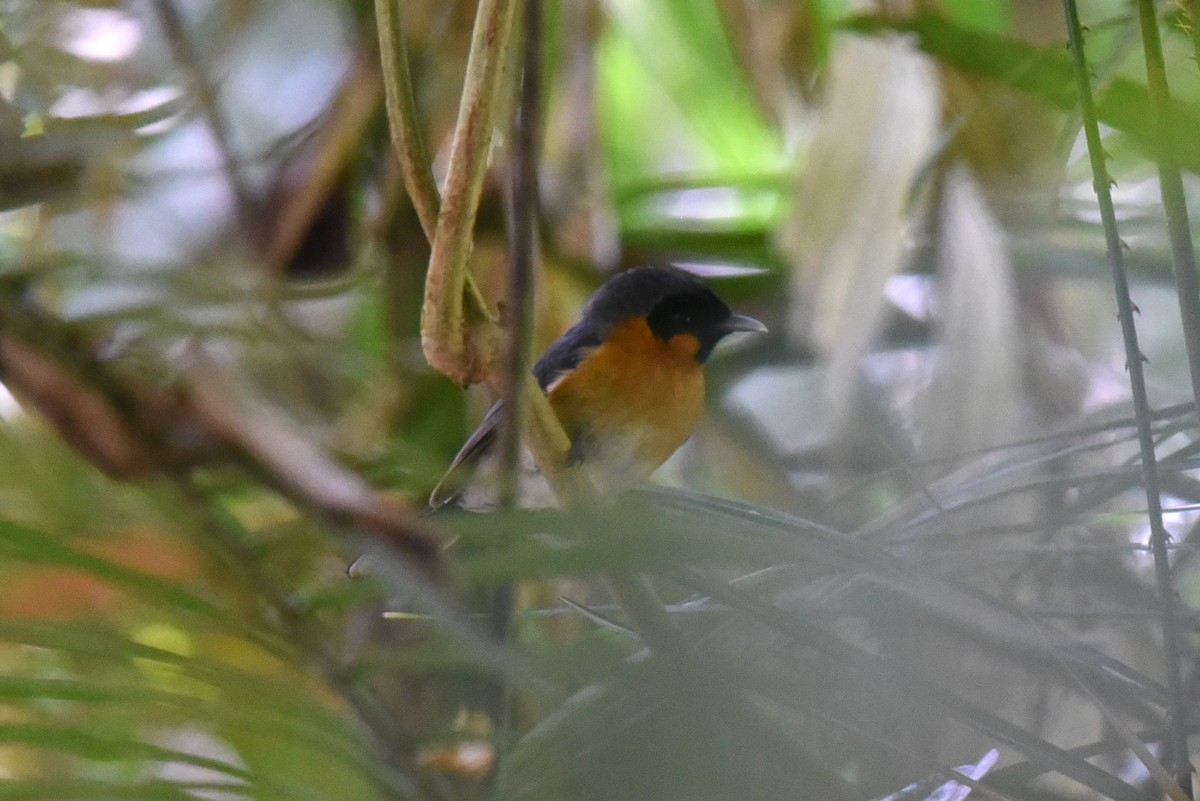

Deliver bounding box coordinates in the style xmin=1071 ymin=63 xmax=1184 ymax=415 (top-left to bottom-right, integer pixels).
xmin=420 ymin=0 xmax=516 ymax=385
xmin=181 ymin=346 xmax=441 ymax=568
xmin=0 ymin=289 xmax=444 ymax=570
xmin=1135 ymin=0 xmax=1200 ymax=419
xmin=516 ymin=373 xmax=595 ymax=502
xmin=150 ymin=0 xmax=261 ymax=252
xmin=383 ymin=0 xmax=583 ymax=499
xmin=482 ymin=0 xmax=544 ymax=767
xmin=0 ymin=336 xmax=161 ymax=479
xmin=374 ymin=0 xmax=442 ymax=243
xmin=1063 ymin=1 xmax=1193 ymax=794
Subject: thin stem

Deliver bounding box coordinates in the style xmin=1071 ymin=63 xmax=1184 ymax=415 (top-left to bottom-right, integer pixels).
xmin=1136 ymin=0 xmax=1200 ymax=417
xmin=499 ymin=0 xmax=542 ymax=511
xmin=374 ymin=0 xmax=441 ymax=243
xmin=150 ymin=0 xmax=261 ymax=252
xmin=517 ymin=373 xmax=595 ymax=501
xmin=1063 ymin=1 xmax=1193 ymax=795
xmin=503 ymin=0 xmax=689 ymax=666
xmin=485 ymin=0 xmax=542 ymax=768
xmin=420 ymin=0 xmax=515 ymax=385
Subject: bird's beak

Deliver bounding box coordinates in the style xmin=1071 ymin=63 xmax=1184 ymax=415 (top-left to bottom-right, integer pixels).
xmin=720 ymin=313 xmax=768 ymax=335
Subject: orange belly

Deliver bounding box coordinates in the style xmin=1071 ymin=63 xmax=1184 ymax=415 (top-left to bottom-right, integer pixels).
xmin=546 ymin=316 xmax=705 ymax=493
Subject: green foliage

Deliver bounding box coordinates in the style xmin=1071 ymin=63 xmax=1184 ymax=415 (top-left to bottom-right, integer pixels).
xmin=596 ymin=0 xmax=782 ymax=232
xmin=844 ymin=11 xmax=1200 ymax=174
xmin=0 ymin=436 xmax=392 ymax=798
xmin=939 ymin=0 xmax=1012 ymax=33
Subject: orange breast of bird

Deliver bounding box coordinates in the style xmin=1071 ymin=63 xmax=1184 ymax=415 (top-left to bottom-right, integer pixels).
xmin=546 ymin=316 xmax=705 ymax=494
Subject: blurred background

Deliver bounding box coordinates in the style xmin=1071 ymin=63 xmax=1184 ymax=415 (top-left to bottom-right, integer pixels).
xmin=4 ymin=0 xmax=1200 ymax=799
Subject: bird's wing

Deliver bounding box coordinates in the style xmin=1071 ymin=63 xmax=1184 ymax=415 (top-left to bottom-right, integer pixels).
xmin=428 ymin=399 xmax=503 ymax=509
xmin=428 ymin=323 xmax=601 ymax=509
xmin=532 ymin=322 xmax=600 ymax=389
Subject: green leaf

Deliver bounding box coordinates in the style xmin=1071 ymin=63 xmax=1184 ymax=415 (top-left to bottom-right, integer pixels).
xmin=0 ymin=676 xmax=382 ymax=783
xmin=843 ymin=11 xmax=1200 ymax=174
xmin=0 ymin=520 xmax=271 ymax=644
xmin=0 ymin=723 xmax=252 ymax=780
xmin=940 ymin=0 xmax=1011 ymax=33
xmin=0 ymin=779 xmax=228 ymax=801
xmin=0 ymin=619 xmax=367 ymax=745
xmin=597 ymin=0 xmax=783 ymax=230
xmin=20 ymin=113 xmax=43 ymax=138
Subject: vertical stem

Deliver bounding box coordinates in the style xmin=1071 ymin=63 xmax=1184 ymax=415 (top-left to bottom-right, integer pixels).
xmin=420 ymin=0 xmax=516 ymax=384
xmin=486 ymin=0 xmax=540 ymax=781
xmin=1063 ymin=1 xmax=1193 ymax=795
xmin=499 ymin=0 xmax=541 ymax=510
xmin=374 ymin=0 xmax=442 ymax=243
xmin=1136 ymin=0 xmax=1200 ymax=418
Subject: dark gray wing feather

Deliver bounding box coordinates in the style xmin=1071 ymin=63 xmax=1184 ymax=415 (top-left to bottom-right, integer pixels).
xmin=532 ymin=322 xmax=600 ymax=389
xmin=428 ymin=400 xmax=503 ymax=509
xmin=428 ymin=324 xmax=600 ymax=509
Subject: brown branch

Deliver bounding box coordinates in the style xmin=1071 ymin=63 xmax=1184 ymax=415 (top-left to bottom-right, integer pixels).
xmin=181 ymin=346 xmax=442 ymax=569
xmin=0 ymin=336 xmax=162 ymax=478
xmin=498 ymin=0 xmax=543 ymax=508
xmin=385 ymin=0 xmax=679 ymax=664
xmin=0 ymin=313 xmax=441 ymax=570
xmin=419 ymin=0 xmax=515 ymax=386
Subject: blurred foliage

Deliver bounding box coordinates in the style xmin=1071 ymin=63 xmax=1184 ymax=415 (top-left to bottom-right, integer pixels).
xmin=4 ymin=0 xmax=1200 ymax=800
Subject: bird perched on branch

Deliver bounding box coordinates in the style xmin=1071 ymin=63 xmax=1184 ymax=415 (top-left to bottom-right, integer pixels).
xmin=430 ymin=264 xmax=767 ymax=509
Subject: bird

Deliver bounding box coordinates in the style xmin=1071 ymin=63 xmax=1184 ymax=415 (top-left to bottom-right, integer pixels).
xmin=429 ymin=264 xmax=767 ymax=509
